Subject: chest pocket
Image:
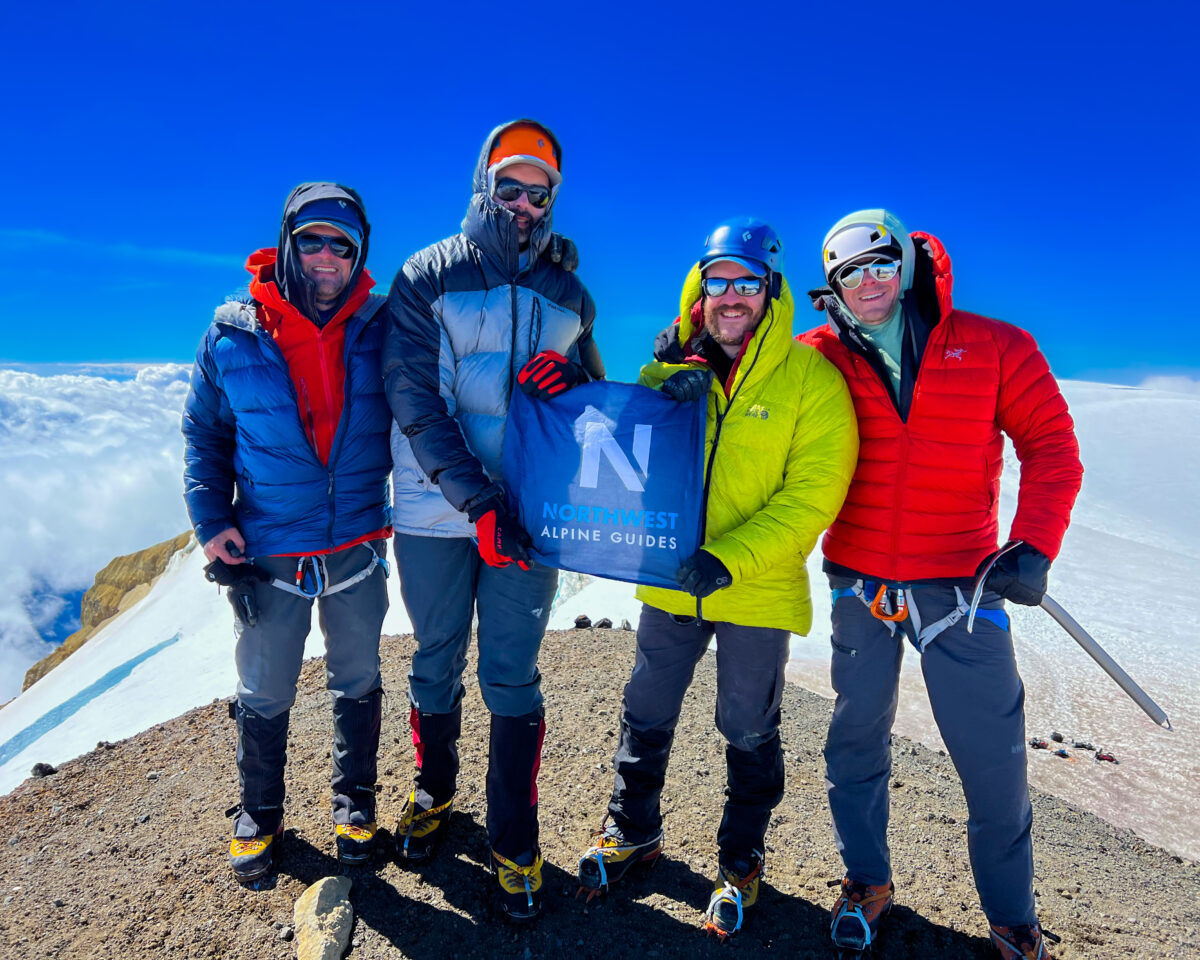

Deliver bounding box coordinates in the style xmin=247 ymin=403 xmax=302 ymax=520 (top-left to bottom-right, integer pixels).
xmin=522 ymin=291 xmax=583 ymax=367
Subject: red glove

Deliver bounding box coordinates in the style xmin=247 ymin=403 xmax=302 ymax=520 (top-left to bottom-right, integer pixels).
xmin=517 ymin=350 xmax=586 ymax=399
xmin=470 ymin=498 xmax=532 ymax=570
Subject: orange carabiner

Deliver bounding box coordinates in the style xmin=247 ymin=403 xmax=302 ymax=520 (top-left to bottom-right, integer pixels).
xmin=869 ymin=583 xmax=907 ymax=622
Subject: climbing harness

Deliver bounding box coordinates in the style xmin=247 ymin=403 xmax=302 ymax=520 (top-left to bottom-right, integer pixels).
xmin=831 ymin=579 xmax=1009 ymax=652
xmin=268 ymin=542 xmax=389 ymax=599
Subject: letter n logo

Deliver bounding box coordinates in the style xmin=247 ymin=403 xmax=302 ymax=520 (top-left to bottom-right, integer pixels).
xmin=579 ymin=421 xmax=651 ymax=492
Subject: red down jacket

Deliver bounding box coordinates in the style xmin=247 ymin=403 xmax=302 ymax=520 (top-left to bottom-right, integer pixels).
xmin=800 ymin=232 xmax=1083 ymax=581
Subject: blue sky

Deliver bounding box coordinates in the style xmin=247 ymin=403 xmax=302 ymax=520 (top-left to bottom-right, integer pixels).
xmin=3 ymin=2 xmax=1196 ymax=383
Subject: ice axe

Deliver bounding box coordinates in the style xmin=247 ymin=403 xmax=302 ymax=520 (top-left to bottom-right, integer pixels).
xmin=969 ymin=541 xmax=1171 ymax=731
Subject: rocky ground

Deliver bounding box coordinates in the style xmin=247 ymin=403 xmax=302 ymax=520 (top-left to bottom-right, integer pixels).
xmin=1 ymin=628 xmax=1197 ymax=959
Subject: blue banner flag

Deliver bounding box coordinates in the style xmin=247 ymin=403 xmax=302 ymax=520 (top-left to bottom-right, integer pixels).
xmin=502 ymin=382 xmax=705 ymax=588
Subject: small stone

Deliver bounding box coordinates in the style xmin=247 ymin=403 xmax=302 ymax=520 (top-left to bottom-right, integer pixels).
xmin=6 ymin=838 xmax=17 ymax=847
xmin=3 ymin=896 xmax=12 ymax=905
xmin=30 ymin=763 xmax=57 ymax=778
xmin=53 ymin=898 xmax=65 ymax=907
xmin=138 ymin=814 xmax=151 ymax=824
xmin=621 ymin=619 xmax=633 ymax=631
xmin=593 ymin=617 xmax=613 ymax=629
xmin=146 ymin=771 xmax=161 ymax=781
xmin=278 ymin=926 xmax=294 ymax=942
xmin=574 ymin=615 xmax=592 ymax=629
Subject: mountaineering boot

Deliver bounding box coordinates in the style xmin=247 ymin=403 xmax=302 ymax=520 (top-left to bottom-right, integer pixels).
xmin=704 ymin=851 xmax=763 ymax=940
xmin=230 ymin=701 xmax=289 ymax=882
xmin=229 ymin=817 xmax=285 ymax=882
xmin=576 ymin=817 xmax=664 ymax=900
xmin=829 ymin=876 xmax=894 ymax=956
xmin=331 ymin=688 xmax=383 ymax=863
xmin=394 ymin=790 xmax=454 ymax=863
xmin=492 ymin=848 xmax=545 ymax=922
xmin=990 ymin=922 xmax=1058 ymax=959
xmin=395 ymin=704 xmax=461 ymax=862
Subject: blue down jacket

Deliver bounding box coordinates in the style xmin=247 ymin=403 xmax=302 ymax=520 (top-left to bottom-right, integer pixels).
xmin=381 ymin=120 xmax=605 ymax=538
xmin=182 ymin=294 xmax=392 ymax=555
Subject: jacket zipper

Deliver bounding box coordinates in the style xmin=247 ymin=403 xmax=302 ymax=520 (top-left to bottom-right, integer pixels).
xmin=694 ymin=315 xmax=771 ymax=620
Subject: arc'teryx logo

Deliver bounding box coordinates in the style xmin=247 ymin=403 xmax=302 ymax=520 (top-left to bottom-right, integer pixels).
xmin=578 ymin=419 xmax=652 ymax=493
xmin=945 ymin=347 xmax=966 ymax=361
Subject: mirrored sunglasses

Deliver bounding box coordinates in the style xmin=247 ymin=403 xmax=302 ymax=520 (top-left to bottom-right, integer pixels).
xmin=700 ymin=276 xmax=766 ymax=298
xmin=493 ymin=178 xmax=552 ymax=209
xmin=294 ymin=233 xmax=356 ymax=259
xmin=837 ymin=259 xmax=900 ymax=289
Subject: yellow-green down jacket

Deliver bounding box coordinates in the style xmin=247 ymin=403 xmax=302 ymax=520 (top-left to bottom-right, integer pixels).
xmin=634 ymin=267 xmax=859 ymax=634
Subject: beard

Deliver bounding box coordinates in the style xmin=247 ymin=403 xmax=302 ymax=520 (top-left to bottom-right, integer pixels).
xmin=703 ymin=301 xmax=766 ymax=345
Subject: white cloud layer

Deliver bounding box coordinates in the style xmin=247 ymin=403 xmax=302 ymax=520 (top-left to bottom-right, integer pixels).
xmin=1138 ymin=374 xmax=1200 ymax=394
xmin=0 ymin=365 xmax=192 ymax=701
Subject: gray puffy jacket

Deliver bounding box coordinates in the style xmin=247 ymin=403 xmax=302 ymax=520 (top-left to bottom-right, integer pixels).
xmin=381 ymin=120 xmax=604 ymax=537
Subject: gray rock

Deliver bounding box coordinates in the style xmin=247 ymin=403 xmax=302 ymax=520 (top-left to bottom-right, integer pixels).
xmin=293 ymin=875 xmax=353 ymax=960
xmin=30 ymin=763 xmax=57 ymax=778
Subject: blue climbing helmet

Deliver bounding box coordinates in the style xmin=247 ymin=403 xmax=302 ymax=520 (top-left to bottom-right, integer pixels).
xmin=701 ymin=217 xmax=785 ymax=298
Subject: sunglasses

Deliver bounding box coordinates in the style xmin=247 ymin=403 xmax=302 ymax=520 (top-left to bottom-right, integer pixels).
xmin=294 ymin=233 xmax=356 ymax=259
xmin=837 ymin=259 xmax=900 ymax=289
xmin=493 ymin=178 xmax=552 ymax=209
xmin=700 ymin=276 xmax=766 ymax=298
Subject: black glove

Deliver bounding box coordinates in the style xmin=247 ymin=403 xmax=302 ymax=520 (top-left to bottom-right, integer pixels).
xmin=517 ymin=350 xmax=587 ymax=399
xmin=543 ymin=233 xmax=578 ymax=272
xmin=675 ymin=550 xmax=732 ymax=598
xmin=807 ymin=285 xmax=833 ymax=311
xmin=982 ymin=542 xmax=1050 ymax=606
xmin=653 ymin=322 xmax=687 ymax=363
xmin=660 ymin=368 xmax=713 ymax=402
xmin=204 ymin=558 xmax=271 ymax=627
xmin=468 ymin=497 xmax=532 ymax=570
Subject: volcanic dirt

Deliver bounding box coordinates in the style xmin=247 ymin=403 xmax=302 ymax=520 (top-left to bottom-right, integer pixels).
xmin=0 ymin=629 xmax=1196 ymax=958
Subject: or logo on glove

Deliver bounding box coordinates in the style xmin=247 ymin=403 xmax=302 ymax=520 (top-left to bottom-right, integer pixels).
xmin=982 ymin=542 xmax=1051 ymax=606
xmin=674 ymin=549 xmax=732 ymax=598
xmin=470 ymin=497 xmax=533 ymax=570
xmin=518 ymin=350 xmax=587 ymax=400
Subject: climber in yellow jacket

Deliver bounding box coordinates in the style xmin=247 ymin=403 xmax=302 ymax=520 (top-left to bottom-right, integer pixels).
xmin=577 ymin=218 xmax=858 ymax=940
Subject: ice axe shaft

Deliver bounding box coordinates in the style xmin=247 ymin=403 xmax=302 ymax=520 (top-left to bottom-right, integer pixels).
xmin=1038 ymin=594 xmax=1171 ymax=730
xmin=968 ymin=542 xmax=1170 ymax=730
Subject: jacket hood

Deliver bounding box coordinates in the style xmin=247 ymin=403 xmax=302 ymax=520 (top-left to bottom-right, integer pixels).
xmin=462 ymin=119 xmax=563 ymax=270
xmin=676 ymin=262 xmax=796 ymax=395
xmin=277 ymin=182 xmax=371 ymax=323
